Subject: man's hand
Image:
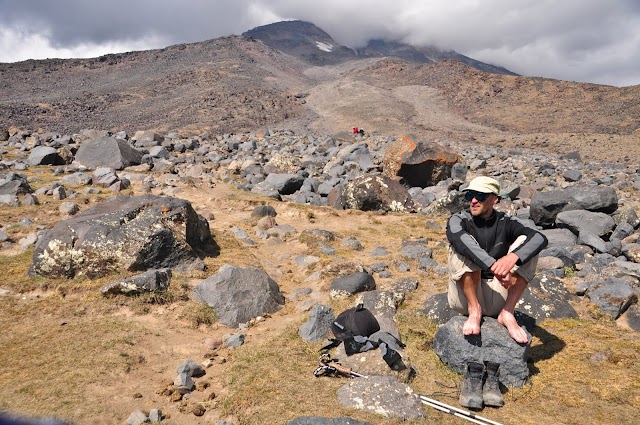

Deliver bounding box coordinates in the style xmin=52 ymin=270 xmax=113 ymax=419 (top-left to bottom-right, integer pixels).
xmin=491 ymin=252 xmax=520 ymax=286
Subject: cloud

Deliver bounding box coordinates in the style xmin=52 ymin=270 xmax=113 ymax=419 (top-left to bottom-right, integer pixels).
xmin=0 ymin=27 xmax=165 ymax=62
xmin=0 ymin=0 xmax=638 ymax=86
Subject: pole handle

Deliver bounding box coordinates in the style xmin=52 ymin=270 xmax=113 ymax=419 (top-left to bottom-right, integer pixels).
xmin=328 ymin=362 xmax=353 ymax=375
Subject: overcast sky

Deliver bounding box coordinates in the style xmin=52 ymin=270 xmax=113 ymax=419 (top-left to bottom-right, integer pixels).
xmin=1 ymin=0 xmax=639 ymax=87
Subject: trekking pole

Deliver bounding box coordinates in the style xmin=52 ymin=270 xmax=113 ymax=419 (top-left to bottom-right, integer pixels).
xmin=418 ymin=395 xmax=504 ymax=425
xmin=313 ymin=361 xmax=365 ymax=378
xmin=327 ymin=361 xmax=365 ymax=378
xmin=313 ymin=354 xmax=365 ymax=378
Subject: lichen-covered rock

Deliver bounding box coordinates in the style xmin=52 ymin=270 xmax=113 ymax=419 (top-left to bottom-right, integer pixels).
xmin=30 ymin=195 xmax=217 ymax=278
xmin=329 ymin=174 xmax=413 ymax=212
xmin=336 ymin=376 xmax=424 ymax=419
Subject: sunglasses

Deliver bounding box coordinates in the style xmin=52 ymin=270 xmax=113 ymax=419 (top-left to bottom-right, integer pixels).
xmin=464 ymin=191 xmax=491 ymax=202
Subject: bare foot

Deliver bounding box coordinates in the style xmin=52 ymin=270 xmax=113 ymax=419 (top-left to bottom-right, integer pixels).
xmin=498 ymin=310 xmax=529 ymax=343
xmin=463 ymin=312 xmax=481 ymax=336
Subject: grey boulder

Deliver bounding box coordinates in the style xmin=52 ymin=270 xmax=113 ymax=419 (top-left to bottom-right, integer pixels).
xmin=530 ymin=185 xmax=617 ymax=228
xmin=75 ymin=136 xmax=144 ymax=170
xmin=434 ymin=316 xmax=531 ymax=387
xmin=299 ymin=304 xmax=335 ymax=342
xmin=329 ymin=272 xmax=376 ymax=298
xmin=193 ymin=265 xmax=285 ymax=327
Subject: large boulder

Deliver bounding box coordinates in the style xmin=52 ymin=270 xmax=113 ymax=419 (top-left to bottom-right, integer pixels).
xmin=329 ymin=174 xmax=414 ymax=212
xmin=530 ymin=185 xmax=618 ymax=228
xmin=382 ymin=135 xmax=459 ymax=188
xmin=27 ymin=146 xmax=64 ymax=166
xmin=30 ymin=195 xmax=217 ymax=278
xmin=193 ymin=265 xmax=285 ymax=327
xmin=434 ymin=316 xmax=531 ymax=387
xmin=0 ymin=173 xmax=32 ymax=196
xmin=517 ymin=272 xmax=578 ymax=322
xmin=75 ymin=136 xmax=144 ymax=170
xmin=555 ymin=210 xmax=616 ymax=239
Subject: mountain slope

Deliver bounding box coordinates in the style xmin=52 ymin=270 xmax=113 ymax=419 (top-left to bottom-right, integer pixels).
xmin=1 ymin=22 xmax=640 ymax=162
xmin=0 ymin=36 xmax=309 ymax=135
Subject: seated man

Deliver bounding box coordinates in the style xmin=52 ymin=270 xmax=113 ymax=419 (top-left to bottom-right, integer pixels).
xmin=446 ymin=176 xmax=548 ymax=343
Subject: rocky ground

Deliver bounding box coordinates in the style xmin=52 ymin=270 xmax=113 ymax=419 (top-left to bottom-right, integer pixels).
xmin=1 ymin=33 xmax=640 ymax=425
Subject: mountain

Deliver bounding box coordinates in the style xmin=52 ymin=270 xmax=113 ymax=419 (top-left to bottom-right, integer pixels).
xmin=243 ymin=20 xmax=517 ymax=75
xmin=1 ymin=21 xmax=639 ymax=163
xmin=242 ymin=20 xmax=357 ymax=65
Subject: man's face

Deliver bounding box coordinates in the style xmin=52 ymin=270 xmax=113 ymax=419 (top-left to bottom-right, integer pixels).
xmin=465 ymin=191 xmax=498 ymax=218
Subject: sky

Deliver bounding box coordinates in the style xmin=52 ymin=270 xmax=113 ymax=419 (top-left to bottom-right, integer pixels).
xmin=0 ymin=0 xmax=639 ymax=87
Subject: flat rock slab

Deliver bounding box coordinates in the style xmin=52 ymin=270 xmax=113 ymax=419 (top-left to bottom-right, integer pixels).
xmin=337 ymin=376 xmax=424 ymax=420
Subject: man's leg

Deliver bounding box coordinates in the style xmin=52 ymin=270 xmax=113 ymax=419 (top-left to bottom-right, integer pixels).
xmin=460 ymin=270 xmax=482 ymax=336
xmin=497 ymin=274 xmax=529 ymax=343
xmin=448 ymin=246 xmax=487 ymax=336
xmin=483 ymin=236 xmax=537 ymax=343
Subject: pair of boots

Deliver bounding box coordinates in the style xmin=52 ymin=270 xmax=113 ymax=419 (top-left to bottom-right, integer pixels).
xmin=459 ymin=361 xmax=504 ymax=410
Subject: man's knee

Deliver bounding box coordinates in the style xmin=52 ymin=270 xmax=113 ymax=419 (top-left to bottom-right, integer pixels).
xmin=512 ymin=271 xmax=531 ymax=286
xmin=461 ymin=270 xmax=481 ymax=283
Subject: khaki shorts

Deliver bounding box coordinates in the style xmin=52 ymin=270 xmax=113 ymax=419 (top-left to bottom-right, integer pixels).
xmin=447 ymin=235 xmax=538 ymax=317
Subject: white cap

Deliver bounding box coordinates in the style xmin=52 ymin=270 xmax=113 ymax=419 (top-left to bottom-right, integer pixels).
xmin=463 ymin=176 xmax=500 ymax=195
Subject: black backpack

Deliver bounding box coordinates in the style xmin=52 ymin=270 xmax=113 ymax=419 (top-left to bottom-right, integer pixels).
xmin=331 ymin=304 xmax=380 ymax=341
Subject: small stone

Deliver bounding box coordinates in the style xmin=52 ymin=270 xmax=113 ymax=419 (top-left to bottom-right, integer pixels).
xmin=204 ymin=337 xmax=223 ymax=351
xmin=132 ymin=392 xmax=143 ymax=399
xmin=126 ymin=410 xmax=148 ymax=425
xmin=195 ymin=380 xmax=210 ymax=391
xmin=170 ymin=391 xmax=183 ymax=402
xmin=59 ymin=202 xmax=80 ymax=215
xmin=149 ymin=408 xmax=163 ymax=423
xmin=192 ymin=403 xmax=206 ymax=416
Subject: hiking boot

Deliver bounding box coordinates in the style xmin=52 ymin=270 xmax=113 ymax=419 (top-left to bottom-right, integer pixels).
xmin=459 ymin=361 xmax=484 ymax=410
xmin=483 ymin=361 xmax=504 ymax=407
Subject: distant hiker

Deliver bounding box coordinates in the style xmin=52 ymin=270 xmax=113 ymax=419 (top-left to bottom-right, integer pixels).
xmin=446 ymin=176 xmax=548 ymax=344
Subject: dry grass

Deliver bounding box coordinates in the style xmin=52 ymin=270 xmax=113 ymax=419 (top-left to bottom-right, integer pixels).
xmin=1 ymin=183 xmax=639 ymax=425
xmin=0 ymin=296 xmax=148 ymax=421
xmin=217 ymin=312 xmax=640 ymax=425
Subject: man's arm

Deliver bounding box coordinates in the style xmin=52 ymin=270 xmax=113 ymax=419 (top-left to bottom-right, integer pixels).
xmin=508 ymin=218 xmax=548 ymax=264
xmin=446 ymin=212 xmax=496 ymax=270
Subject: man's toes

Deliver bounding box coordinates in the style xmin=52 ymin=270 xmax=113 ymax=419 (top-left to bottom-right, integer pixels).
xmin=510 ymin=327 xmax=528 ymax=343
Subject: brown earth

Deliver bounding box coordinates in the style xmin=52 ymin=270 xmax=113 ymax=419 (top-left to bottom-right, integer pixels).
xmin=1 ymin=35 xmax=640 ymax=425
xmin=2 ymin=36 xmax=640 ymax=162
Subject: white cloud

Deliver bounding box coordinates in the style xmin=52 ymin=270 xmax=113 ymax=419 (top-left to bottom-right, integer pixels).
xmin=0 ymin=27 xmax=166 ymax=62
xmin=0 ymin=0 xmax=638 ymax=86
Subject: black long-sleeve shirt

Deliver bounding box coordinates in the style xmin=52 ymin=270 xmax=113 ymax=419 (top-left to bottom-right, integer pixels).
xmin=446 ymin=210 xmax=548 ymax=271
